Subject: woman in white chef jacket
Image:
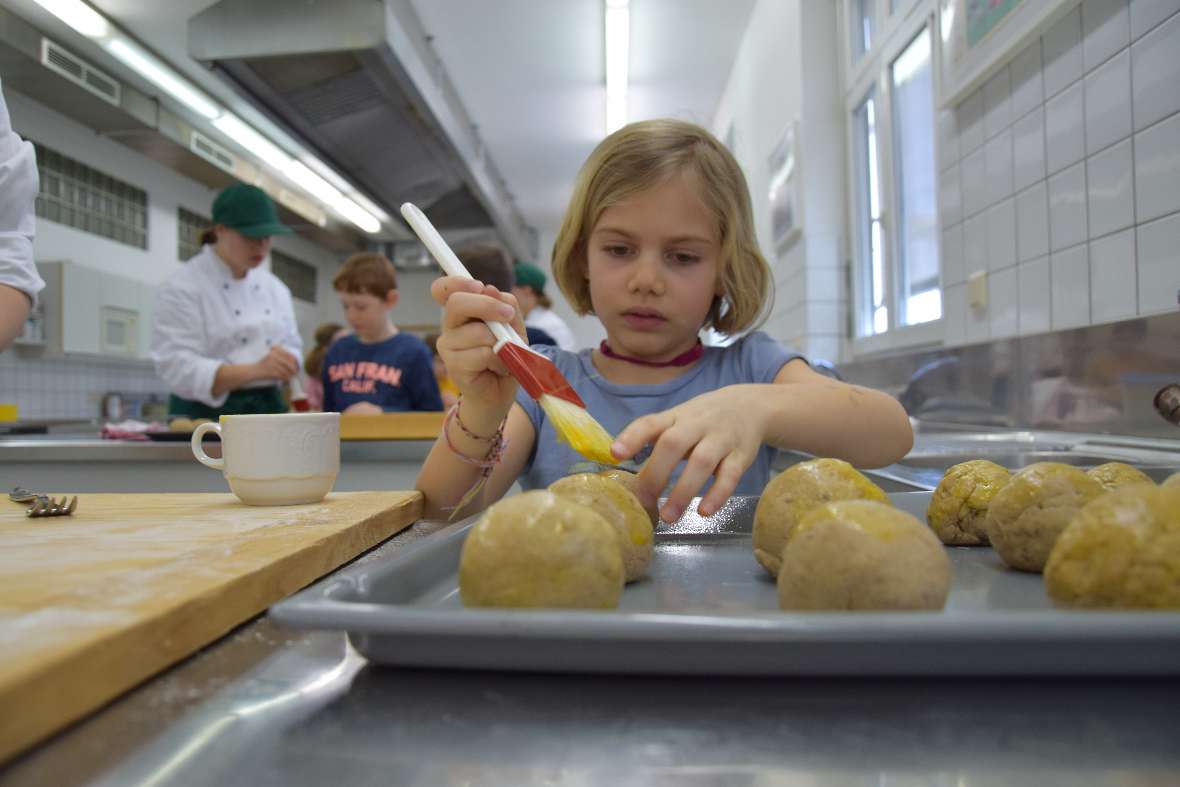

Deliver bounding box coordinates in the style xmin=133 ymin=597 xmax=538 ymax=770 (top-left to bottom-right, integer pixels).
xmin=150 ymin=183 xmax=303 ymax=418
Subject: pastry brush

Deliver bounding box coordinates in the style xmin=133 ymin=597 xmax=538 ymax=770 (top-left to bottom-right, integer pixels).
xmin=400 ymin=202 xmax=616 ymax=464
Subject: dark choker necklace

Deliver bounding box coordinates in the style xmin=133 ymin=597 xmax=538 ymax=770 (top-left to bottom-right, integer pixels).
xmin=599 ymin=340 xmax=704 ymax=368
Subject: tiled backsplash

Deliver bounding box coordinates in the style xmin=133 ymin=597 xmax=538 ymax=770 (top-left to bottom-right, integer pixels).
xmin=938 ymin=0 xmax=1180 ymax=345
xmin=0 ymin=352 xmax=168 ymax=421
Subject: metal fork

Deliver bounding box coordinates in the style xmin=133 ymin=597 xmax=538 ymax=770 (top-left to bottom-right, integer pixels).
xmin=9 ymin=487 xmax=78 ymax=518
xmin=26 ymin=496 xmax=78 ymax=518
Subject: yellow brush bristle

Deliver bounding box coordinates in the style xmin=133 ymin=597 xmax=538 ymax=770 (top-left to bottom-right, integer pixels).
xmin=539 ymin=394 xmax=617 ymax=465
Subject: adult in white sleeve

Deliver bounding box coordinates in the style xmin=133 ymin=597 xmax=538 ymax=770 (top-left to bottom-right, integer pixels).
xmin=0 ymin=78 xmax=44 ymax=351
xmin=149 ymin=182 xmax=303 ymax=417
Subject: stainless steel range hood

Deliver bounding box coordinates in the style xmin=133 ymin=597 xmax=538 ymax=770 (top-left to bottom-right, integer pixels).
xmin=189 ymin=0 xmax=536 ymax=261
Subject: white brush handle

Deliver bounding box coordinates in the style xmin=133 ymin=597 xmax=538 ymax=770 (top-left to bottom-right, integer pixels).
xmin=400 ymin=202 xmax=524 ymax=351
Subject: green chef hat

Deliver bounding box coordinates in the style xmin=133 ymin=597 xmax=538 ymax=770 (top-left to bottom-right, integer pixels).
xmin=513 ymin=261 xmax=547 ymax=292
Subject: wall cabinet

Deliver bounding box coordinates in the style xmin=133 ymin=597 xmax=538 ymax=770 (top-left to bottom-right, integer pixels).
xmin=35 ymin=261 xmax=154 ymax=361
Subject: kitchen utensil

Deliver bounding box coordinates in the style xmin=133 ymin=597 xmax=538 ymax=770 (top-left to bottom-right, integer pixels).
xmin=8 ymin=486 xmax=44 ymax=504
xmin=0 ymin=490 xmax=423 ymax=764
xmin=26 ymin=495 xmax=78 ymax=518
xmin=289 ymin=374 xmax=310 ymax=412
xmin=9 ymin=487 xmax=77 ymax=517
xmin=272 ymin=490 xmax=1180 ymax=677
xmin=191 ymin=412 xmax=340 ymax=505
xmin=399 ymin=202 xmax=615 ymax=464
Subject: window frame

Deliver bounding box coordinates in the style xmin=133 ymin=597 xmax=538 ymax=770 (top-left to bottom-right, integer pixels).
xmin=842 ymin=0 xmax=945 ymax=357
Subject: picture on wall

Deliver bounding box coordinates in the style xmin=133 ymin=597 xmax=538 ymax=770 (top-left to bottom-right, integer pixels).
xmin=767 ymin=120 xmax=800 ymax=251
xmin=966 ymin=0 xmax=1026 ymax=48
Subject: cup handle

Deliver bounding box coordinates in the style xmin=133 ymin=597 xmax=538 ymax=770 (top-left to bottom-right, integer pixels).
xmin=191 ymin=422 xmax=224 ymax=470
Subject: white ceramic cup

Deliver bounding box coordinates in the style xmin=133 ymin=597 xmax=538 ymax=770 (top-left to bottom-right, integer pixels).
xmin=191 ymin=413 xmax=340 ymax=505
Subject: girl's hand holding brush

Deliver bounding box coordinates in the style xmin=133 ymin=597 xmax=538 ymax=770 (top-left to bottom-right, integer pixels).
xmin=431 ymin=275 xmax=528 ymax=434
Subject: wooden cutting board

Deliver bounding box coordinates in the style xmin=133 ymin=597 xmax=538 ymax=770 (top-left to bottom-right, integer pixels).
xmin=0 ymin=490 xmax=422 ymax=763
xmin=340 ymin=411 xmax=444 ymax=441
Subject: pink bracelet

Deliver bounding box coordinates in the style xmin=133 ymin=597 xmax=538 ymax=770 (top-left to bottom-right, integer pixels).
xmin=451 ymin=400 xmax=501 ymax=443
xmin=443 ymin=402 xmax=507 ymax=464
xmin=442 ymin=402 xmax=508 ymax=519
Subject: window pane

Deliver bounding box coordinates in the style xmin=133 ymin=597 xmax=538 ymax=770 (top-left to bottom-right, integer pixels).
xmin=850 ymin=0 xmax=876 ymax=62
xmin=853 ymin=91 xmax=886 ymax=336
xmin=891 ymin=26 xmax=941 ymax=326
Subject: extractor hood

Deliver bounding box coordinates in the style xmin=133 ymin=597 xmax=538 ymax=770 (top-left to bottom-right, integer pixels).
xmin=189 ymin=0 xmax=537 ymax=261
xmin=0 ymin=4 xmax=363 ymax=254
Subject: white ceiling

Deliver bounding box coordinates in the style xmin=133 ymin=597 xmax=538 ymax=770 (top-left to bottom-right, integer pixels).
xmin=408 ymin=0 xmax=757 ymax=235
xmin=24 ymin=0 xmax=757 ymax=244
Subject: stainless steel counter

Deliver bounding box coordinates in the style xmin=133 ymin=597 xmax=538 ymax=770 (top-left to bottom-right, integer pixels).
xmin=4 ymin=515 xmax=1179 ymax=787
xmin=0 ymin=438 xmax=436 ymax=493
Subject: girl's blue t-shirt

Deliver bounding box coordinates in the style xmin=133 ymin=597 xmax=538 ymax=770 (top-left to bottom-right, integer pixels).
xmin=514 ymin=331 xmax=804 ymax=495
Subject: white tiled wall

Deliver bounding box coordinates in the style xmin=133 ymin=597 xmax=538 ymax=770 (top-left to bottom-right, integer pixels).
xmin=0 ymin=353 xmax=166 ymax=421
xmin=938 ymin=0 xmax=1180 ymax=345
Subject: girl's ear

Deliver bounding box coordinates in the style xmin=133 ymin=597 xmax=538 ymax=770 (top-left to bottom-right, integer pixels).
xmin=385 ymin=290 xmax=400 ymax=309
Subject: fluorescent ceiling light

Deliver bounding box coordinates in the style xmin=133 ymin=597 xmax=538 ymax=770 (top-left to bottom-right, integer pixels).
xmin=213 ymin=113 xmax=291 ymax=170
xmin=33 ymin=0 xmax=109 ymax=38
xmin=284 ymin=160 xmax=340 ymax=204
xmin=285 ymin=160 xmax=381 ymax=234
xmin=331 ymin=197 xmax=381 ymax=234
xmin=604 ymin=0 xmax=629 ymax=134
xmin=105 ymin=38 xmax=220 ymax=119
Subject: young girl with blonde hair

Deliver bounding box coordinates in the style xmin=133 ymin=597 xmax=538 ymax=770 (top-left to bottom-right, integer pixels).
xmin=417 ymin=119 xmax=912 ymax=522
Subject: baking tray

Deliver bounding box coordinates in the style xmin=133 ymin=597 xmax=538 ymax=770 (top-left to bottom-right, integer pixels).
xmin=270 ymin=492 xmax=1180 ymax=676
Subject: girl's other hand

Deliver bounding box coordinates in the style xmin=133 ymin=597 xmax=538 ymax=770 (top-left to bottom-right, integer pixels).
xmin=430 ymin=275 xmax=527 ymax=422
xmin=610 ymin=386 xmax=768 ymax=523
xmin=343 ymin=401 xmax=382 ymax=415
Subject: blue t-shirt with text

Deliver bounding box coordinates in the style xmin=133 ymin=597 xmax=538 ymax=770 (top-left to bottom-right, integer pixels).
xmin=322 ymin=333 xmax=443 ymax=413
xmin=514 ymin=331 xmax=804 ymax=495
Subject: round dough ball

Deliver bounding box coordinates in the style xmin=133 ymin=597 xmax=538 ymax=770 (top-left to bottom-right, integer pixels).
xmin=1086 ymin=462 xmax=1154 ymax=492
xmin=1045 ymin=485 xmax=1180 ymax=608
xmin=459 ymin=491 xmax=624 ymax=609
xmin=550 ymin=473 xmax=654 ymax=583
xmin=598 ymin=467 xmax=659 ymax=527
xmin=753 ymin=458 xmax=890 ymax=577
xmin=986 ymin=462 xmax=1104 ymax=573
xmin=169 ymin=417 xmax=195 ymax=432
xmin=777 ymin=500 xmax=951 ymax=611
xmin=1160 ymin=471 xmax=1180 ymax=490
xmin=926 ymin=459 xmax=1011 ymax=545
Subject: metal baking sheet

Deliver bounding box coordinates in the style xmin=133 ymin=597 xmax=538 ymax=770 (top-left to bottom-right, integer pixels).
xmin=270 ymin=492 xmax=1180 ymax=676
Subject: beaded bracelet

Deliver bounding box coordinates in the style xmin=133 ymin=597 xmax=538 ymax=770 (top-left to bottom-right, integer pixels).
xmin=451 ymin=400 xmax=500 ymax=443
xmin=442 ymin=401 xmax=509 ymax=518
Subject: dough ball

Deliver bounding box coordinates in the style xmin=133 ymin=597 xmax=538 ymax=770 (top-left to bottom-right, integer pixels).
xmin=986 ymin=462 xmax=1104 ymax=573
xmin=550 ymin=473 xmax=654 ymax=583
xmin=926 ymin=459 xmax=1011 ymax=545
xmin=598 ymin=467 xmax=659 ymax=527
xmin=753 ymin=458 xmax=890 ymax=577
xmin=1160 ymin=471 xmax=1180 ymax=490
xmin=777 ymin=500 xmax=951 ymax=611
xmin=169 ymin=417 xmax=195 ymax=432
xmin=1045 ymin=485 xmax=1180 ymax=608
xmin=459 ymin=491 xmax=624 ymax=609
xmin=1086 ymin=462 xmax=1154 ymax=492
